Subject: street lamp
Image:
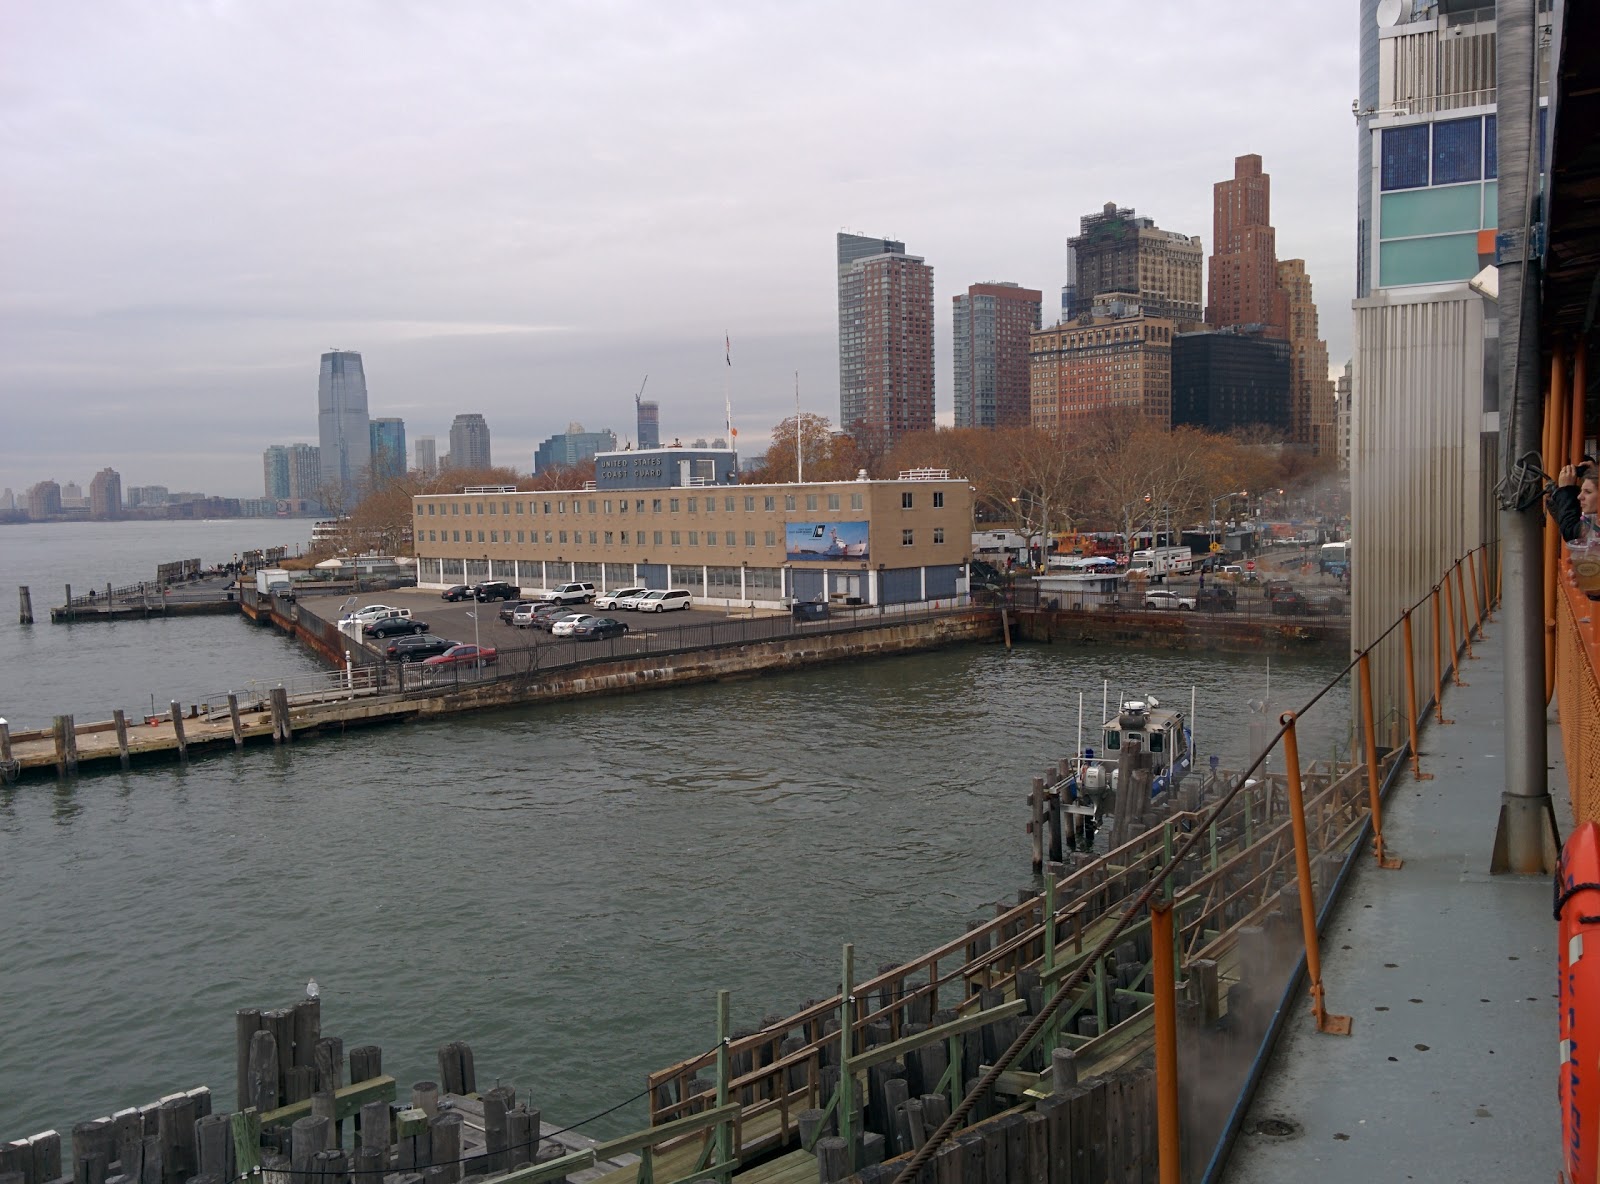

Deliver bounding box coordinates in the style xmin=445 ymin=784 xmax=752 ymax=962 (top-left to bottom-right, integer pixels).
xmin=1208 ymin=491 xmax=1249 ymax=550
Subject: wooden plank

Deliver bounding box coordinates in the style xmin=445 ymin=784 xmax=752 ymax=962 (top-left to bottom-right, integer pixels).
xmin=592 ymin=1103 xmax=740 ymax=1161
xmin=258 ymin=1076 xmax=395 ymax=1128
xmin=846 ymin=1001 xmax=1027 ymax=1075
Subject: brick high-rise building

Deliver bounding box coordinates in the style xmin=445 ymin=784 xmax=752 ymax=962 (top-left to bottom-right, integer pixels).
xmin=26 ymin=479 xmax=62 ymax=519
xmin=89 ymin=467 xmax=122 ymax=519
xmin=836 ymin=233 xmax=935 ymax=447
xmin=1066 ymin=203 xmax=1204 ymax=323
xmin=1029 ymin=297 xmax=1175 ymax=429
xmin=1276 ymin=259 xmax=1337 ymax=452
xmin=952 ymin=282 xmax=1042 ymax=430
xmin=93 ymin=483 xmax=120 ymax=513
xmin=1206 ymin=155 xmax=1288 ymax=337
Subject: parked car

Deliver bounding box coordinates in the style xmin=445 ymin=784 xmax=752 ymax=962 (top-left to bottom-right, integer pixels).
xmin=473 ymin=581 xmax=521 ymax=602
xmin=511 ymin=602 xmax=544 ymax=628
xmin=573 ymin=616 xmax=629 ymax=640
xmin=528 ymin=604 xmax=573 ymax=630
xmin=365 ymin=615 xmax=429 ymax=638
xmin=1195 ymin=587 xmax=1238 ymax=612
xmin=441 ymin=585 xmax=473 ymax=602
xmin=1269 ymin=589 xmax=1310 ymax=615
xmin=1142 ymin=590 xmax=1195 ymax=611
xmin=536 ymin=581 xmax=597 ymax=606
xmin=421 ymin=643 xmax=498 ymax=667
xmin=1264 ymin=579 xmax=1296 ymax=602
xmin=499 ymin=599 xmax=535 ymax=625
xmin=609 ymin=589 xmax=654 ymax=611
xmin=385 ymin=634 xmax=458 ymax=662
xmin=550 ymin=613 xmax=597 ymax=637
xmin=593 ymin=587 xmax=647 ymax=610
xmin=636 ymin=589 xmax=692 ymax=613
xmin=340 ymin=603 xmax=407 ymax=625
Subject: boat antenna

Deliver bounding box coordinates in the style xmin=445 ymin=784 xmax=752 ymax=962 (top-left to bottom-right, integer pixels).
xmin=1077 ymin=690 xmax=1084 ymax=762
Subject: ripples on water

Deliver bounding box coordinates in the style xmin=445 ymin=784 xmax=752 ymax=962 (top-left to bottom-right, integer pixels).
xmin=0 ymin=635 xmax=1351 ymax=1141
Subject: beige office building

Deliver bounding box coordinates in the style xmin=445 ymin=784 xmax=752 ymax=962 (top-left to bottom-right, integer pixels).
xmin=411 ymin=448 xmax=975 ymax=608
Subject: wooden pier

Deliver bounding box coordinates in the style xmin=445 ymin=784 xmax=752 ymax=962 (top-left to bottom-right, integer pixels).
xmin=2 ymin=750 xmax=1386 ymax=1184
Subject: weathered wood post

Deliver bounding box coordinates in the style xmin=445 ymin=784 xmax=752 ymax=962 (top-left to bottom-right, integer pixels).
xmin=112 ymin=710 xmax=131 ymax=771
xmin=18 ymin=585 xmax=33 ymax=625
xmin=53 ymin=715 xmax=78 ymax=777
xmin=270 ymin=688 xmax=292 ymax=744
xmin=169 ymin=702 xmax=188 ymax=763
xmin=0 ymin=718 xmax=14 ymax=784
xmin=64 ymin=584 xmax=73 ymax=622
xmin=227 ymin=695 xmax=244 ymax=750
xmin=1030 ymin=776 xmax=1045 ymax=873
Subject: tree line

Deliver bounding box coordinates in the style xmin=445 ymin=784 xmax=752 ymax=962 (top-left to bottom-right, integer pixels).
xmin=311 ymin=413 xmax=1339 ymax=559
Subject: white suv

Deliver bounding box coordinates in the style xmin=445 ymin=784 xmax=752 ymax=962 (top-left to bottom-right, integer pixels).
xmin=594 ymin=586 xmax=647 ymax=610
xmin=537 ymin=582 xmax=596 ymax=606
xmin=637 ymin=589 xmax=692 ymax=613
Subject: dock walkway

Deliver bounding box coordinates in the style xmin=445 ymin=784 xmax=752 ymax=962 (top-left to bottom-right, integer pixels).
xmin=1220 ymin=624 xmax=1562 ymax=1182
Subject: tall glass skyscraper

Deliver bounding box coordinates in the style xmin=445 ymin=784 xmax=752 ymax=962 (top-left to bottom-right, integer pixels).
xmin=317 ymin=350 xmax=371 ymax=502
xmin=369 ymin=417 xmax=407 ymax=486
xmin=447 ymin=413 xmax=492 ymax=470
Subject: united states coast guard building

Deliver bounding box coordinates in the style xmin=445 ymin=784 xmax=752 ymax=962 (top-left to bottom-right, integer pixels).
xmin=411 ymin=446 xmax=975 ymax=608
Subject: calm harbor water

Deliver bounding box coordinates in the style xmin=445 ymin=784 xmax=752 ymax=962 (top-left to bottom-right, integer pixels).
xmin=0 ymin=522 xmax=1352 ymax=1141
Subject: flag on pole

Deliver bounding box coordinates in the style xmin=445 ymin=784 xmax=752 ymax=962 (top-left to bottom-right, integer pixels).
xmin=725 ymin=334 xmax=731 ymax=366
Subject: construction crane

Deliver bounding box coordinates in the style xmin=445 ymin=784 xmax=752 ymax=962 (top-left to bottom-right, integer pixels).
xmin=634 ymin=374 xmax=649 ymax=409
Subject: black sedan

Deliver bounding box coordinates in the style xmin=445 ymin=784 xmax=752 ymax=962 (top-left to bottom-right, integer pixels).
xmin=366 ymin=616 xmax=428 ymax=638
xmin=441 ymin=584 xmax=473 ymax=602
xmin=573 ymin=616 xmax=629 ymax=640
xmin=385 ymin=635 xmax=457 ymax=662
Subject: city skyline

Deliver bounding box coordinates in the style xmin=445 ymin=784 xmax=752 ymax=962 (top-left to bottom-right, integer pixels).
xmin=0 ymin=1 xmax=1354 ymax=496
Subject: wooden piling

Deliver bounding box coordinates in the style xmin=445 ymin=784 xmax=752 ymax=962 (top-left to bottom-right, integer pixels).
xmin=53 ymin=715 xmax=78 ymax=778
xmin=248 ymin=1029 xmax=280 ymax=1114
xmin=270 ymin=688 xmax=292 ymax=744
xmin=1030 ymin=776 xmax=1045 ymax=873
xmin=0 ymin=719 xmax=14 ymax=784
xmin=168 ymin=702 xmax=187 ymax=763
xmin=227 ymin=695 xmax=244 ymax=750
xmin=18 ymin=585 xmax=33 ymax=625
xmin=65 ymin=584 xmax=73 ymax=622
xmin=112 ymin=710 xmax=131 ymax=771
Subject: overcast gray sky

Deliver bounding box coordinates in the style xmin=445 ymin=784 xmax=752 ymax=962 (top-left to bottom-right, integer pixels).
xmin=0 ymin=0 xmax=1356 ymax=498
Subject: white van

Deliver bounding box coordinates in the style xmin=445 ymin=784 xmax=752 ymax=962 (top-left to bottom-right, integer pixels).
xmin=636 ymin=589 xmax=692 ymax=613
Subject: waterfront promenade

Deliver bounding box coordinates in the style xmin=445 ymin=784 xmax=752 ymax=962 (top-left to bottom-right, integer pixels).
xmin=1222 ymin=623 xmax=1561 ymax=1181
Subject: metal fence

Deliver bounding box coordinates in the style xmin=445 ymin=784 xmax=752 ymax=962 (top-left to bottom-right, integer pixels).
xmin=341 ymin=601 xmax=976 ymax=697
xmin=998 ymin=581 xmax=1349 ymax=618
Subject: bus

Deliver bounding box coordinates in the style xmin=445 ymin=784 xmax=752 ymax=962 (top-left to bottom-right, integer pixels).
xmin=1320 ymin=541 xmax=1350 ymax=578
xmin=1128 ymin=546 xmax=1195 ymax=580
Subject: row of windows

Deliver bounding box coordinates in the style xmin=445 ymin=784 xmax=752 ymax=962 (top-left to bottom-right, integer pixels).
xmin=422 ymin=526 xmax=950 ymax=548
xmin=421 ymin=489 xmax=948 ymax=518
xmin=421 ymin=491 xmax=876 ymax=518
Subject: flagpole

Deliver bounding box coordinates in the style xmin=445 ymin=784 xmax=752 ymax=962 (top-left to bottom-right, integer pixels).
xmin=724 ymin=333 xmax=734 ymax=461
xmin=795 ymin=371 xmax=803 ymax=484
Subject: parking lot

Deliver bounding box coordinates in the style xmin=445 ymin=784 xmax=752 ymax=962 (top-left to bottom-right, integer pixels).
xmin=299 ymin=586 xmax=789 ymax=663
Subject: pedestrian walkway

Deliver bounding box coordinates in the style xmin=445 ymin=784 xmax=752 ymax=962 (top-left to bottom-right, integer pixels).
xmin=1223 ymin=624 xmax=1563 ymax=1181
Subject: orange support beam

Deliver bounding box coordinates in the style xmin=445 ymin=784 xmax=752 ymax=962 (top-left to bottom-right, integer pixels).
xmin=1280 ymin=712 xmax=1352 ymax=1036
xmin=1359 ymin=651 xmax=1403 ymax=867
xmin=1401 ymin=610 xmax=1433 ymax=782
xmin=1152 ymin=901 xmax=1180 ymax=1184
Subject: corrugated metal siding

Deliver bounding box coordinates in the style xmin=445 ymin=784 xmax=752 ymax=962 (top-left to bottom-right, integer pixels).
xmin=881 ymin=568 xmax=922 ymax=604
xmin=925 ymin=565 xmax=960 ymax=600
xmin=792 ymin=569 xmax=825 ymax=602
xmin=1351 ymin=285 xmax=1497 ymax=742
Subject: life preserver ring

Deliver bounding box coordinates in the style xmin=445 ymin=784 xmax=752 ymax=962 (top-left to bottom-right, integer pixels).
xmin=1557 ymin=821 xmax=1600 ymax=1183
